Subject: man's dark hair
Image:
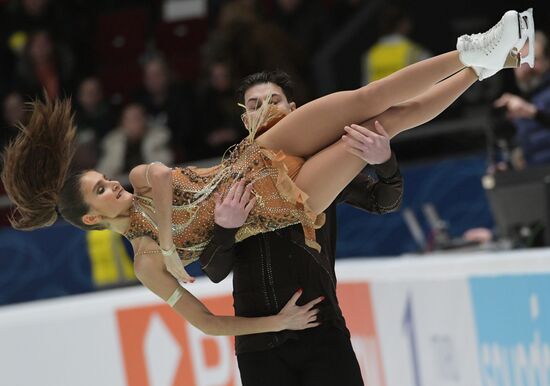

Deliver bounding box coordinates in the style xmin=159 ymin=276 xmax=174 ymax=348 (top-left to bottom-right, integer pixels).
xmin=236 ymin=70 xmax=294 ymax=103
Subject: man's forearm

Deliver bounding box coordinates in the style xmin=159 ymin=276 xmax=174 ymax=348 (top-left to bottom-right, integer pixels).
xmin=371 ymin=152 xmax=403 ymax=212
xmin=339 ymin=152 xmax=404 ymax=213
xmin=199 ymin=225 xmax=238 ymax=283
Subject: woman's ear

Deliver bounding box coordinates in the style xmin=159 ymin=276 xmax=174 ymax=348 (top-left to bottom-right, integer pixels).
xmin=82 ymin=213 xmax=102 ymax=225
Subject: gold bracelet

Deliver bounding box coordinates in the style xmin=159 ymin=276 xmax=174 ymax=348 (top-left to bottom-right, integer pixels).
xmin=167 ymin=287 xmax=184 ymax=307
xmin=161 ymin=244 xmax=176 ymax=257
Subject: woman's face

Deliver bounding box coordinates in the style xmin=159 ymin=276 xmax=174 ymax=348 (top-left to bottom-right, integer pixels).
xmin=80 ymin=171 xmax=133 ymax=225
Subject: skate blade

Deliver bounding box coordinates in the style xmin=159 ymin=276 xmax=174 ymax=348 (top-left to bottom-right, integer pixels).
xmin=518 ymin=8 xmax=535 ymax=68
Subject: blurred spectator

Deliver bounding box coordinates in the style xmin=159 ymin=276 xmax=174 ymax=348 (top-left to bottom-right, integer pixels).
xmin=1 ymin=91 xmax=26 ymax=151
xmin=196 ymin=60 xmax=244 ymax=158
xmin=2 ymin=0 xmax=65 ymax=54
xmin=132 ymin=54 xmax=197 ymax=163
xmin=75 ymin=76 xmax=114 ymax=141
xmin=361 ymin=5 xmax=430 ymax=84
xmin=329 ymin=0 xmax=365 ymax=31
xmin=71 ymin=76 xmax=114 ymax=171
xmin=272 ymin=0 xmax=330 ymax=57
xmin=13 ymin=29 xmax=75 ymax=99
xmin=493 ymin=31 xmax=550 ymax=168
xmin=272 ymin=0 xmax=330 ymax=93
xmin=0 ymin=0 xmax=69 ymax=95
xmin=97 ymin=103 xmax=174 ymax=177
xmin=202 ymin=0 xmax=310 ymax=103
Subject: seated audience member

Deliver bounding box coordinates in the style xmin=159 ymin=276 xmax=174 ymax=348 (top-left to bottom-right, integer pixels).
xmin=97 ymin=103 xmax=173 ymax=177
xmin=72 ymin=76 xmax=115 ymax=170
xmin=132 ymin=54 xmax=196 ymax=162
xmin=196 ymin=60 xmax=243 ymax=159
xmin=1 ymin=91 xmax=27 ymax=152
xmin=74 ymin=76 xmax=113 ymax=141
xmin=13 ymin=29 xmax=75 ymax=99
xmin=494 ymin=31 xmax=550 ymax=168
xmin=361 ymin=5 xmax=430 ymax=85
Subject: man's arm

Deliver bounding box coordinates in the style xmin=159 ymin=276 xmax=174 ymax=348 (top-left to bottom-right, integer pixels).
xmin=199 ymin=225 xmax=238 ymax=283
xmin=338 ymin=152 xmax=403 ymax=213
xmin=198 ymin=180 xmax=256 ymax=283
xmin=341 ymin=122 xmax=403 ymax=213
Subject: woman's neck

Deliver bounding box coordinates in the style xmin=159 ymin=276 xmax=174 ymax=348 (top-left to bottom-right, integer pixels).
xmin=110 ymin=217 xmax=131 ymax=234
xmin=106 ymin=207 xmax=133 ymax=235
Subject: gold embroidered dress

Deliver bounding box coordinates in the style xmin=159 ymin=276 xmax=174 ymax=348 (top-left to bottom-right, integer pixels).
xmin=123 ymin=105 xmax=325 ymax=264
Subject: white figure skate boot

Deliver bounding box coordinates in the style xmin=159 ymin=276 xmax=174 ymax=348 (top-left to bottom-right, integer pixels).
xmin=457 ymin=8 xmax=535 ymax=70
xmin=472 ymin=51 xmax=521 ymax=81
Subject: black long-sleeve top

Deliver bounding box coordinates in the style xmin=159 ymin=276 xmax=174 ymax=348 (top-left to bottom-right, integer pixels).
xmin=199 ymin=153 xmax=403 ymax=354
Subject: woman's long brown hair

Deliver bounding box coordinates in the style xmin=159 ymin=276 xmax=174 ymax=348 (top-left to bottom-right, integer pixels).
xmin=1 ymin=96 xmax=78 ymax=230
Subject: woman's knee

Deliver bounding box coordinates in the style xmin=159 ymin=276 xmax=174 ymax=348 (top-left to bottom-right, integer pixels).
xmin=355 ymin=80 xmax=391 ymax=112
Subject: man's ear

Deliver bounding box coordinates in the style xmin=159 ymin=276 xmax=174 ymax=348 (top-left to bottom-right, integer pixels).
xmin=82 ymin=214 xmax=102 ymax=226
xmin=290 ymin=102 xmax=296 ymax=111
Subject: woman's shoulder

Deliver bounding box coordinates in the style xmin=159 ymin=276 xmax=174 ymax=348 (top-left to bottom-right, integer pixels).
xmin=131 ymin=235 xmax=158 ymax=249
xmin=130 ymin=236 xmax=162 ymax=264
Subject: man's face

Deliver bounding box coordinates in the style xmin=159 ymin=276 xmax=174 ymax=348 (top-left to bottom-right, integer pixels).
xmin=242 ymin=82 xmax=296 ymax=127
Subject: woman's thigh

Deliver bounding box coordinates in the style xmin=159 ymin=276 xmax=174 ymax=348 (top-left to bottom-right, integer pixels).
xmin=256 ymin=84 xmax=390 ymax=157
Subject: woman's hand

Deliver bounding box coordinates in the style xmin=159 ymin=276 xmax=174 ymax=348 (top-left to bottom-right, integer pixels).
xmin=276 ymin=290 xmax=323 ymax=331
xmin=214 ymin=179 xmax=256 ymax=229
xmin=163 ymin=250 xmax=196 ymax=283
xmin=342 ymin=121 xmax=391 ymax=164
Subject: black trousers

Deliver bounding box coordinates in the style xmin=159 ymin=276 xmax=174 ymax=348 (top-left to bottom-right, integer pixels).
xmin=237 ymin=326 xmax=364 ymax=386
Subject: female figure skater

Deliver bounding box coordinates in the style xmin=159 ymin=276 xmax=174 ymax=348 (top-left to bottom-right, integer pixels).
xmin=1 ymin=10 xmax=533 ymax=335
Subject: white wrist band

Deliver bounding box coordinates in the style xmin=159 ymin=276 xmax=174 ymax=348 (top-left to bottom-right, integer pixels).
xmin=161 ymin=244 xmax=176 ymax=257
xmin=167 ymin=287 xmax=184 ymax=307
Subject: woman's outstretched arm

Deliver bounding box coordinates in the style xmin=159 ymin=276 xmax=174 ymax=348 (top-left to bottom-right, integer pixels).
xmin=132 ymin=239 xmax=322 ymax=336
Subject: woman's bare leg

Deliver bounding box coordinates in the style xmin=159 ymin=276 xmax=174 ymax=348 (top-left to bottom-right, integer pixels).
xmin=256 ymin=51 xmax=465 ymax=157
xmin=294 ymin=140 xmax=367 ymax=214
xmin=362 ymin=67 xmax=478 ymax=139
xmin=296 ymin=67 xmax=478 ymax=213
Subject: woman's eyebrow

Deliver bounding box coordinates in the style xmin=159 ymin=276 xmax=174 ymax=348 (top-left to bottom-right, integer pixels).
xmin=93 ymin=175 xmax=108 ymax=193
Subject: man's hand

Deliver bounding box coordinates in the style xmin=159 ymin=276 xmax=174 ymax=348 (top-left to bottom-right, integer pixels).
xmin=342 ymin=121 xmax=391 ymax=164
xmin=494 ymin=93 xmax=537 ymax=119
xmin=214 ymin=179 xmax=256 ymax=228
